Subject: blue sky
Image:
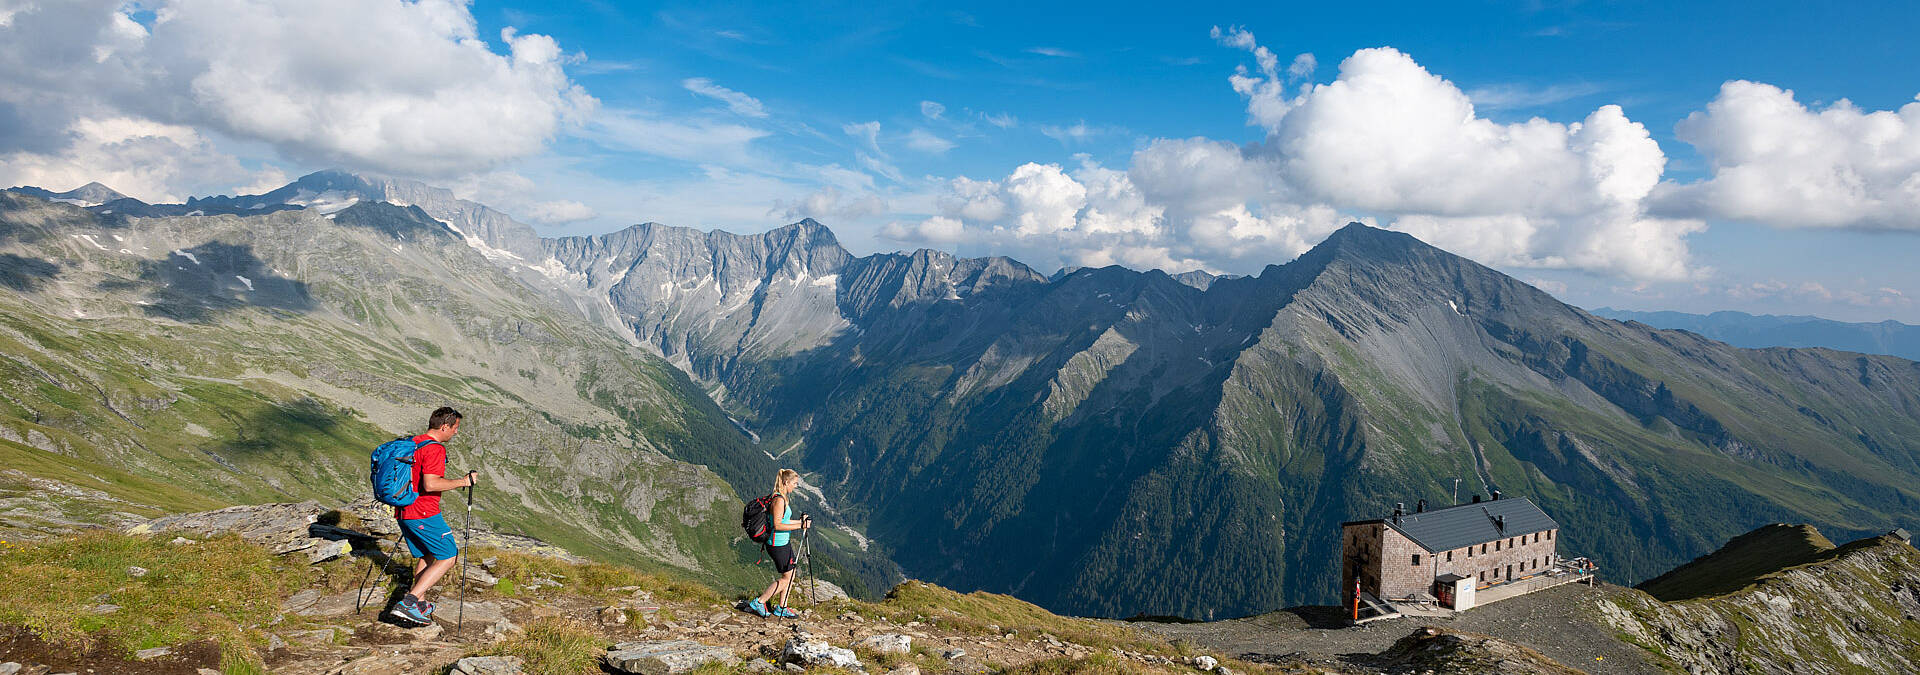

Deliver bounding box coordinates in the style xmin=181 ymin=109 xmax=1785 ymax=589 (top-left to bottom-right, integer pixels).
xmin=3 ymin=0 xmax=1917 ymax=321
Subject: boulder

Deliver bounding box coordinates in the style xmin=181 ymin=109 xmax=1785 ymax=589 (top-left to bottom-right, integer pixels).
xmin=133 ymin=647 xmax=171 ymax=660
xmin=855 ymin=634 xmax=912 ymax=655
xmin=306 ymin=539 xmax=351 ymax=564
xmin=600 ymin=607 xmax=631 ymax=626
xmin=793 ymin=579 xmax=850 ymax=602
xmin=0 ymin=663 xmax=18 ymax=675
xmin=126 ymin=566 xmax=148 ymax=578
xmin=464 ymin=565 xmax=500 ymax=586
xmin=605 ymin=640 xmax=739 ymax=675
xmin=452 ymin=655 xmax=525 ymax=675
xmin=129 ymin=502 xmax=325 ymax=553
xmin=1194 ymin=655 xmax=1218 ymax=671
xmin=782 ymin=639 xmax=863 ymax=671
xmin=456 ymin=600 xmax=508 ymax=625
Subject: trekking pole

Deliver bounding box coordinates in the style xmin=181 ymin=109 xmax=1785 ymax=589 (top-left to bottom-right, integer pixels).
xmin=459 ymin=481 xmax=472 ymax=634
xmin=355 ymin=534 xmax=403 ymax=614
xmin=804 ymin=522 xmax=816 ymax=606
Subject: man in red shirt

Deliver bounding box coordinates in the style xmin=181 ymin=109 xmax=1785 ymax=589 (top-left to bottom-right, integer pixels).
xmin=387 ymin=407 xmax=477 ymax=626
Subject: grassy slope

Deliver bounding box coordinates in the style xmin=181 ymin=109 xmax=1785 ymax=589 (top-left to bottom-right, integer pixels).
xmin=0 ymin=194 xmax=764 ymax=591
xmin=1635 ymin=523 xmax=1836 ymax=602
xmin=1606 ymin=529 xmax=1920 ymax=672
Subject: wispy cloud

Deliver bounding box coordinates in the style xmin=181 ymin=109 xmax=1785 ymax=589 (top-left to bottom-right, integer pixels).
xmin=843 ymin=121 xmax=905 ymax=182
xmin=1039 ymin=121 xmax=1119 ymax=144
xmin=682 ymin=78 xmax=769 ymax=118
xmin=894 ymin=57 xmax=960 ymax=80
xmin=714 ymin=29 xmax=751 ymax=41
xmin=1162 ymin=56 xmax=1203 ymax=66
xmin=905 ymin=129 xmax=955 ymax=154
xmin=1025 ymin=47 xmax=1079 ymax=58
xmin=1466 ymin=82 xmax=1607 ymax=110
xmin=980 ymin=111 xmax=1017 ymax=128
xmin=574 ymin=58 xmax=641 ymax=76
xmin=586 ymin=108 xmax=770 ymax=165
xmin=920 ymin=101 xmax=946 ymax=120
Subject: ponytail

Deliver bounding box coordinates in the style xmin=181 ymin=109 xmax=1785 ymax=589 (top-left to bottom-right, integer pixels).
xmin=773 ymin=468 xmax=799 ymax=497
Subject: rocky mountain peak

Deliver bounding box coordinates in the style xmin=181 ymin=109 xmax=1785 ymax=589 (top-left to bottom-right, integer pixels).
xmin=68 ymin=181 xmax=129 ymax=204
xmin=3 ymin=181 xmax=132 ymax=207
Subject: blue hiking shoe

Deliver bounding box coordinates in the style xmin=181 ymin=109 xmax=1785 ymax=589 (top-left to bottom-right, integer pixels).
xmin=772 ymin=605 xmax=799 ymax=618
xmin=743 ymin=598 xmax=772 ymax=617
xmin=386 ymin=596 xmax=432 ymax=626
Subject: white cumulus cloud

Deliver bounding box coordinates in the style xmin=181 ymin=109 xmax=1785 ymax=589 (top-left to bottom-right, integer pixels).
xmin=0 ymin=116 xmax=277 ymax=202
xmin=0 ymin=0 xmax=595 ymax=178
xmin=1657 ymin=81 xmax=1920 ymax=231
xmin=1226 ymin=43 xmax=1703 ymax=280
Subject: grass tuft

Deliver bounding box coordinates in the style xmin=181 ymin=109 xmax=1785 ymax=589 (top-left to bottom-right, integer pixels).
xmin=474 ymin=617 xmax=608 ymax=675
xmin=1001 ymin=653 xmax=1147 ymax=675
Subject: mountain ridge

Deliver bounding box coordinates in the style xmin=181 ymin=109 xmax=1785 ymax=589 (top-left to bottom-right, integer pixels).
xmin=7 ymin=172 xmax=1919 ymax=622
xmin=1592 ymin=306 xmax=1920 ymax=360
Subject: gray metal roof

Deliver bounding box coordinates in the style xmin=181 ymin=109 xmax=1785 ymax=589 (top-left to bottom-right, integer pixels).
xmin=1348 ymin=497 xmax=1559 ymax=552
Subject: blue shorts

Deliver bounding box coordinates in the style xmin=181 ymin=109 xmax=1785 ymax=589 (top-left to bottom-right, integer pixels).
xmin=398 ymin=514 xmax=459 ymax=561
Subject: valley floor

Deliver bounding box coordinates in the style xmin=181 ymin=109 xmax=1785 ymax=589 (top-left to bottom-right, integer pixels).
xmin=1133 ymin=584 xmax=1661 ymax=674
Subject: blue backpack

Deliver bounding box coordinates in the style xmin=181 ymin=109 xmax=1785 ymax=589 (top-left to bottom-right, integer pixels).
xmin=371 ymin=437 xmax=437 ymax=507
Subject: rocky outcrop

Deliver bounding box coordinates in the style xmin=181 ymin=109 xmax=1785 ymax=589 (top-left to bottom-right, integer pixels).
xmin=1367 ymin=627 xmax=1582 ymax=674
xmin=604 ymin=640 xmax=739 ymax=675
xmin=781 ymin=638 xmax=864 ymax=671
xmin=1598 ymin=530 xmax=1920 ymax=674
xmin=129 ymin=501 xmax=342 ymax=555
xmin=451 ymin=655 xmax=525 ymax=675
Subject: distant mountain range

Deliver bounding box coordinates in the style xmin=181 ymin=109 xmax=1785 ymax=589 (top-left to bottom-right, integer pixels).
xmin=1592 ymin=307 xmax=1920 ymax=361
xmin=6 ymin=172 xmax=1919 ymax=622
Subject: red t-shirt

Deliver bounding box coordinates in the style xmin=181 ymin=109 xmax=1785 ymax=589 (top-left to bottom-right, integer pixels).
xmin=396 ymin=434 xmax=447 ymax=520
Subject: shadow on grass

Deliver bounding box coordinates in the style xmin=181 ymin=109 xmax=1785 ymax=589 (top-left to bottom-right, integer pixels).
xmin=99 ymin=240 xmax=314 ymax=323
xmin=0 ymin=253 xmax=59 ymax=291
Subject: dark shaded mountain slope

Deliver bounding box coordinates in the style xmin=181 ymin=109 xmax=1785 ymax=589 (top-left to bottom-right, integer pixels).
xmin=535 ymin=219 xmax=1920 ymax=619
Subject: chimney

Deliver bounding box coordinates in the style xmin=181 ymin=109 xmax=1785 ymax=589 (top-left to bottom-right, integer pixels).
xmin=1393 ymin=502 xmax=1404 ymax=524
xmin=1416 ymin=499 xmax=1427 ymax=513
xmin=1471 ymin=494 xmax=1482 ymax=504
xmin=1496 ymin=515 xmax=1506 ymax=531
xmin=1492 ymin=490 xmax=1503 ymax=501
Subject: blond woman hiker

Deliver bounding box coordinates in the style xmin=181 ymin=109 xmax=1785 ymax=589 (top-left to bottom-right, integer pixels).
xmin=738 ymin=468 xmax=810 ymax=617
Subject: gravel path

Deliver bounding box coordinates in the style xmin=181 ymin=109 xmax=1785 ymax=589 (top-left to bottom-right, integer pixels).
xmin=1133 ymin=584 xmax=1664 ymax=674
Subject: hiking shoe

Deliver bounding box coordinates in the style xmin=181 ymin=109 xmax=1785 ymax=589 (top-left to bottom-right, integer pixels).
xmin=743 ymin=598 xmax=772 ymax=617
xmin=772 ymin=605 xmax=799 ymax=618
xmin=420 ymin=599 xmax=437 ymax=616
xmin=386 ymin=598 xmax=432 ymax=626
